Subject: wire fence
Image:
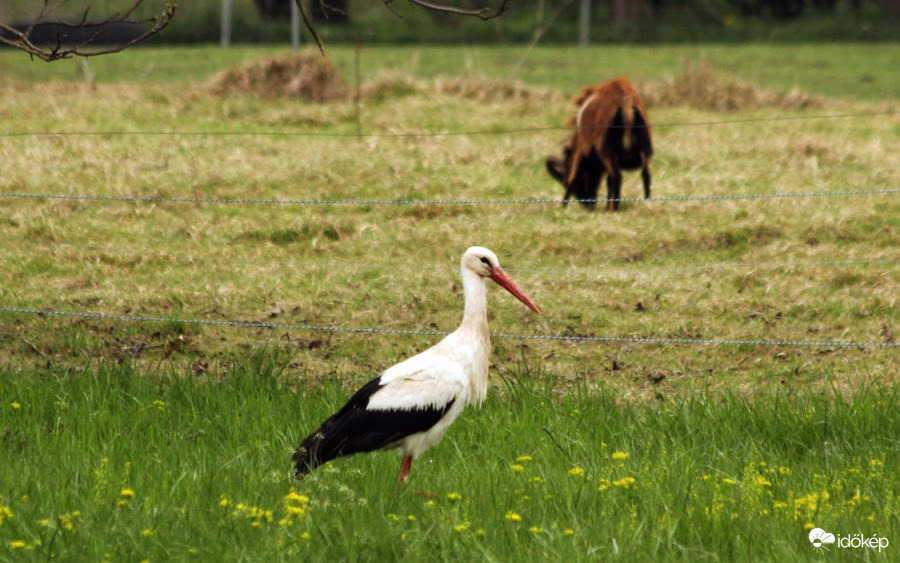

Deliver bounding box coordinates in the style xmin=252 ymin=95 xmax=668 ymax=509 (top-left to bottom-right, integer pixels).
xmin=1 ymin=307 xmax=895 ymax=349
xmin=2 ymin=93 xmax=896 ymax=359
xmin=0 ymin=111 xmax=895 ymax=139
xmin=1 ymin=188 xmax=897 ymax=208
xmin=8 ymin=241 xmax=900 ymax=279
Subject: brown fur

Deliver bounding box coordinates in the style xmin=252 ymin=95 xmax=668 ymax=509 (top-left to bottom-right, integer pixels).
xmin=547 ymin=77 xmax=654 ymax=211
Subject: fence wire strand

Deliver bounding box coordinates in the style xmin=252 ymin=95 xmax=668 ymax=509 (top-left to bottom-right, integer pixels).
xmin=0 ymin=111 xmax=895 ymax=139
xmin=0 ymin=307 xmax=895 ymax=349
xmin=0 ymin=189 xmax=897 ymax=207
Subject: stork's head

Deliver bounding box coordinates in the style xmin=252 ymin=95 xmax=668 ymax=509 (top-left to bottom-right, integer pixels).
xmin=462 ymin=246 xmax=541 ymax=314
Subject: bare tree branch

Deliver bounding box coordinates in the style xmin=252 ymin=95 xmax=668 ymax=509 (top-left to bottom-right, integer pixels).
xmin=0 ymin=1 xmax=177 ymax=62
xmin=297 ymin=0 xmax=513 ymax=55
xmin=294 ymin=0 xmax=326 ymax=55
xmin=405 ymin=0 xmax=512 ymax=20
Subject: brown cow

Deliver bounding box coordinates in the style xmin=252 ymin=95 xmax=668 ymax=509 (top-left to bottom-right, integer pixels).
xmin=546 ymin=77 xmax=653 ymax=210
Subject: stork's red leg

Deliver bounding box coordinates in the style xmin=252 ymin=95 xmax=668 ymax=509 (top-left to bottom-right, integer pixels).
xmin=398 ymin=455 xmax=413 ymax=483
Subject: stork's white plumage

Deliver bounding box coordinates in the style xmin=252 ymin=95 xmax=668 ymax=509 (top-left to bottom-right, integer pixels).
xmin=293 ymin=246 xmax=540 ymax=482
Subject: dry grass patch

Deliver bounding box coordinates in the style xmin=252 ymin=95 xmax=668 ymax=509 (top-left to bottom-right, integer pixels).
xmin=640 ymin=61 xmax=822 ymax=111
xmin=208 ymin=53 xmax=349 ymax=101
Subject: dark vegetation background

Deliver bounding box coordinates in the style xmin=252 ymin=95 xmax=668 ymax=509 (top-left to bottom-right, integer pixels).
xmin=0 ymin=0 xmax=898 ymax=45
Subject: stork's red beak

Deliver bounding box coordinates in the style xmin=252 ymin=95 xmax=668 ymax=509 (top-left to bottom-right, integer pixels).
xmin=489 ymin=267 xmax=541 ymax=314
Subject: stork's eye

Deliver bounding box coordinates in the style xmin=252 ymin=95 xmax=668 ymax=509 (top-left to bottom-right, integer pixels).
xmin=480 ymin=257 xmax=492 ymax=268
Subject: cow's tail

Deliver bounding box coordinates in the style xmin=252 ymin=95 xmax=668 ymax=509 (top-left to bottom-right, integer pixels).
xmin=566 ymin=87 xmax=596 ymax=126
xmin=621 ymin=96 xmax=635 ymax=151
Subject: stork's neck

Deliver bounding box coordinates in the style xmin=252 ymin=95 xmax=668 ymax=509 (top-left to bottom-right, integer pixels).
xmin=459 ymin=266 xmax=489 ymax=334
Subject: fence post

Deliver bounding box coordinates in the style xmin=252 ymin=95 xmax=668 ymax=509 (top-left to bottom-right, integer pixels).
xmin=291 ymin=0 xmax=301 ymax=52
xmin=221 ymin=0 xmax=233 ymax=48
xmin=579 ymin=0 xmax=590 ymax=46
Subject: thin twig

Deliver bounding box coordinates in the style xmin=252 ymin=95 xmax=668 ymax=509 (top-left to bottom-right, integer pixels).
xmin=543 ymin=427 xmax=573 ymax=462
xmin=20 ymin=337 xmax=49 ymax=359
xmin=354 ymin=34 xmax=362 ymax=140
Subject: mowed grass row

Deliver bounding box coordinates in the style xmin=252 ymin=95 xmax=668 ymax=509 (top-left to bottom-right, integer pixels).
xmin=0 ymin=360 xmax=897 ymax=561
xmin=0 ymin=46 xmax=897 ymax=389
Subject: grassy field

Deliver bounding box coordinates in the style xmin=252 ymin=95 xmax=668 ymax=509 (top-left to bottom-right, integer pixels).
xmin=0 ymin=44 xmax=898 ymax=559
xmin=1 ymin=362 xmax=897 ymax=561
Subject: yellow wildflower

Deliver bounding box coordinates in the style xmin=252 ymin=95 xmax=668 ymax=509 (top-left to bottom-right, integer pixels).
xmin=516 ymin=455 xmax=533 ymax=463
xmin=285 ymin=505 xmax=306 ymax=517
xmin=510 ymin=465 xmax=525 ymax=473
xmin=772 ymin=501 xmax=788 ymax=510
xmin=301 ymin=531 xmax=311 ymax=541
xmin=152 ymin=400 xmax=166 ymax=411
xmin=613 ymin=477 xmax=636 ymax=488
xmin=530 ymin=476 xmax=544 ymax=484
xmin=446 ymin=493 xmax=462 ymax=501
xmin=453 ymin=523 xmax=469 ymax=533
xmin=870 ymin=459 xmax=883 ymax=468
xmin=117 ymin=500 xmax=128 ymax=508
xmin=9 ymin=540 xmax=27 ymax=549
xmin=754 ymin=476 xmax=772 ymax=487
xmin=476 ymin=529 xmax=486 ymax=537
xmin=804 ymin=523 xmax=815 ymax=531
xmin=568 ymin=467 xmax=585 ymax=477
xmin=10 ymin=402 xmax=21 ymax=410
xmin=219 ymin=496 xmax=229 ymax=508
xmin=702 ymin=474 xmax=712 ymax=481
xmin=60 ymin=511 xmax=79 ymax=531
xmin=598 ymin=478 xmax=611 ymax=492
xmin=120 ymin=488 xmax=135 ymax=499
xmin=778 ymin=466 xmax=792 ymax=476
xmin=407 ymin=515 xmax=416 ymax=522
xmin=387 ymin=513 xmax=399 ymax=522
xmin=0 ymin=503 xmax=13 ymax=525
xmin=529 ymin=526 xmax=543 ymax=534
xmin=564 ymin=529 xmax=575 ymax=536
xmin=251 ymin=521 xmax=261 ymax=528
xmin=279 ymin=518 xmax=291 ymax=527
xmin=285 ymin=492 xmax=309 ymax=505
xmin=142 ymin=528 xmax=154 ymax=537
xmin=505 ymin=511 xmax=522 ymax=522
xmin=38 ymin=518 xmax=50 ymax=527
xmin=424 ymin=500 xmax=436 ymax=508
xmin=867 ymin=514 xmax=876 ymax=522
xmin=722 ymin=478 xmax=737 ymax=486
xmin=611 ymin=452 xmax=629 ymax=461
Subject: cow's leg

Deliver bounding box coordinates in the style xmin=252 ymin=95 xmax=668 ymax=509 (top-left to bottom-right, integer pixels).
xmin=607 ymin=171 xmax=623 ymax=211
xmin=600 ymin=156 xmax=618 ymax=211
xmin=641 ymin=154 xmax=652 ymax=200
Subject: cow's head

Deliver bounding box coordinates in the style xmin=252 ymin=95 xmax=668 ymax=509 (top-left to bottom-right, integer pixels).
xmin=545 ymin=144 xmax=574 ymax=206
xmin=545 ymin=144 xmax=600 ymax=209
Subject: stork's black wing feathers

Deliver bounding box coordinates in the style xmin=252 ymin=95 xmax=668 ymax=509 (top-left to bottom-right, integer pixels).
xmin=293 ymin=376 xmax=455 ymax=477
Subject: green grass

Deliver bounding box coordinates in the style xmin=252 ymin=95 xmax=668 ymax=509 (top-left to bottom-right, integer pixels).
xmin=0 ymin=360 xmax=897 ymax=560
xmin=0 ymin=44 xmax=897 ymax=559
xmin=2 ymin=44 xmax=899 ymax=100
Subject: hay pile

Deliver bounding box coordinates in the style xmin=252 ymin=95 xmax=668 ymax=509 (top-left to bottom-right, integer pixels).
xmin=208 ymin=54 xmax=349 ymax=101
xmin=640 ymin=62 xmax=821 ymax=111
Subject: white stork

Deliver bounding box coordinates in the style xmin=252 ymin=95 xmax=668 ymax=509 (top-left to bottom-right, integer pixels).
xmin=293 ymin=246 xmax=541 ymax=482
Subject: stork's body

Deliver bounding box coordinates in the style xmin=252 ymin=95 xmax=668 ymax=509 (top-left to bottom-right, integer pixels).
xmin=293 ymin=246 xmax=540 ymax=481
